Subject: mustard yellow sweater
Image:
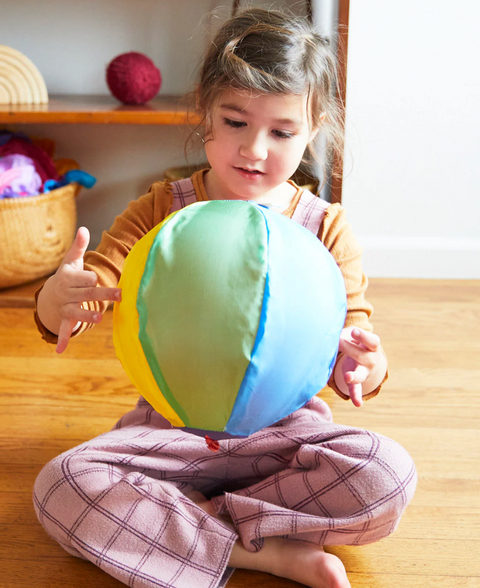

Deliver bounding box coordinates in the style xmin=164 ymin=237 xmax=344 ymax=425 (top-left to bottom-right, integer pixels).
xmin=34 ymin=170 xmax=386 ymax=400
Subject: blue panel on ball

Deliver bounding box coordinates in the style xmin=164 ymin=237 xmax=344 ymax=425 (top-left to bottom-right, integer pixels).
xmin=225 ymin=204 xmax=347 ymax=436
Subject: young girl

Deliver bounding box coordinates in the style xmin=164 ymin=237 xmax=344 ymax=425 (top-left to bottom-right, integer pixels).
xmin=34 ymin=8 xmax=416 ymax=588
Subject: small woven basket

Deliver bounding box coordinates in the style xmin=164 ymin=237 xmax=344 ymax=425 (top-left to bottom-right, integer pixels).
xmin=0 ymin=183 xmax=80 ymax=289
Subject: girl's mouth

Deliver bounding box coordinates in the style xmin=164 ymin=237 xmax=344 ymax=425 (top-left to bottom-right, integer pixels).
xmin=234 ymin=167 xmax=265 ymax=180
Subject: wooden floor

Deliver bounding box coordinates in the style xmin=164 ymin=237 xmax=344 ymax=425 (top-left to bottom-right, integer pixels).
xmin=1 ymin=278 xmax=479 ymax=588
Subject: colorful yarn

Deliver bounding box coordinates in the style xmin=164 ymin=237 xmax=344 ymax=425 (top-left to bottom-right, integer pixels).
xmin=106 ymin=52 xmax=162 ymax=105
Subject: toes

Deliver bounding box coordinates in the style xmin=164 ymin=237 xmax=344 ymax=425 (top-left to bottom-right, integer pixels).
xmin=318 ymin=551 xmax=350 ymax=588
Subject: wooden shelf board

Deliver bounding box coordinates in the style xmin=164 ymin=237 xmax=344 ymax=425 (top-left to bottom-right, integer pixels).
xmin=0 ymin=94 xmax=201 ymax=125
xmin=0 ymin=277 xmax=48 ymax=308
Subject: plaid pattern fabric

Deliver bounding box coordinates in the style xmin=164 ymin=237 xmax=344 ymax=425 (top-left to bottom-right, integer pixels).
xmin=34 ymin=396 xmax=416 ymax=588
xmin=170 ymin=178 xmax=198 ymax=213
xmin=291 ymin=189 xmax=329 ymax=234
xmin=169 ymin=178 xmax=328 ymax=239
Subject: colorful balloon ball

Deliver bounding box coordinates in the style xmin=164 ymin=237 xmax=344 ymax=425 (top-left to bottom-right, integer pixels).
xmin=113 ymin=200 xmax=347 ymax=437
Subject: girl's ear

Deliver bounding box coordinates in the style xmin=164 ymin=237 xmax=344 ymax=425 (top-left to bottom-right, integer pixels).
xmin=309 ymin=127 xmax=320 ymax=142
xmin=309 ymin=112 xmax=326 ymax=142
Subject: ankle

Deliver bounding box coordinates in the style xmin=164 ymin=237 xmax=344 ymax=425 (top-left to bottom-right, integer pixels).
xmin=270 ymin=537 xmax=292 ymax=574
xmin=228 ymin=536 xmax=285 ymax=574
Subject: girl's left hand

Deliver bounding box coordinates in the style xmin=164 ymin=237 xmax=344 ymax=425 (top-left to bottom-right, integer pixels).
xmin=336 ymin=327 xmax=384 ymax=408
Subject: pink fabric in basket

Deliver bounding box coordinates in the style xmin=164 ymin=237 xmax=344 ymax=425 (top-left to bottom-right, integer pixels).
xmin=0 ymin=154 xmax=42 ymax=196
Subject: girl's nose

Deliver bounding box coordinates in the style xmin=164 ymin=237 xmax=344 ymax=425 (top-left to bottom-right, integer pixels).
xmin=239 ymin=133 xmax=268 ymax=161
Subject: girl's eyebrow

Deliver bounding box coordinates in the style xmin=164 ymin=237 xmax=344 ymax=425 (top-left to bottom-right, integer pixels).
xmin=219 ymin=103 xmax=302 ymax=127
xmin=220 ymin=103 xmax=247 ymax=113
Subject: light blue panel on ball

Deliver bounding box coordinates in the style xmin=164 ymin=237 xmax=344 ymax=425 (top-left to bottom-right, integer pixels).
xmin=225 ymin=205 xmax=347 ymax=436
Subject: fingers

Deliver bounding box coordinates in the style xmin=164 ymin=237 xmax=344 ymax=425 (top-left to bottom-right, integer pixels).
xmin=62 ymin=303 xmax=104 ymax=324
xmin=56 ymin=318 xmax=76 ymax=354
xmin=338 ymin=328 xmax=383 ymax=408
xmin=339 ymin=337 xmax=378 ymax=370
xmin=54 ymin=264 xmax=121 ymax=305
xmin=344 ymin=364 xmax=368 ymax=405
xmin=67 ymin=286 xmax=122 ymax=304
xmin=50 ymin=228 xmax=121 ymax=354
xmin=67 ymin=269 xmax=98 ymax=288
xmin=56 ymin=314 xmax=100 ymax=354
xmin=56 ymin=304 xmax=105 ymax=354
xmin=341 ymin=354 xmax=369 ymax=408
xmin=351 ymin=328 xmax=380 ymax=352
xmin=61 ymin=226 xmax=90 ymax=267
xmin=348 ymin=382 xmax=364 ymax=407
xmin=344 ymin=363 xmax=369 ymax=384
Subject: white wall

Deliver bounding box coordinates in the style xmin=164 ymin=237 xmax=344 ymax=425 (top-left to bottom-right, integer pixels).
xmin=343 ymin=0 xmax=480 ymax=278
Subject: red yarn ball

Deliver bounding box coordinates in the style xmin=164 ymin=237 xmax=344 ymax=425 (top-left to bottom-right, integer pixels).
xmin=106 ymin=52 xmax=162 ymax=105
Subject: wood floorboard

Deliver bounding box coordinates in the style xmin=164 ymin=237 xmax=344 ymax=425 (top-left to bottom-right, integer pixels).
xmin=1 ymin=278 xmax=479 ymax=587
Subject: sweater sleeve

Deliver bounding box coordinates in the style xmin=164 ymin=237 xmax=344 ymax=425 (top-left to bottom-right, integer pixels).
xmin=33 ymin=181 xmax=174 ymax=344
xmin=318 ymin=203 xmax=388 ymax=401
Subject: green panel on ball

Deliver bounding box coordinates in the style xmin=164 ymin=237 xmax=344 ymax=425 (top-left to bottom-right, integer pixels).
xmin=137 ymin=201 xmax=268 ymax=432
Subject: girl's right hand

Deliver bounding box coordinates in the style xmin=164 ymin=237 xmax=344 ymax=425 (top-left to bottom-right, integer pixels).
xmin=37 ymin=227 xmax=122 ymax=354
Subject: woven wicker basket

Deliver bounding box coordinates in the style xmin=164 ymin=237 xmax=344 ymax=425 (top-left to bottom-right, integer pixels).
xmin=0 ymin=183 xmax=80 ymax=289
xmin=164 ymin=164 xmax=319 ymax=194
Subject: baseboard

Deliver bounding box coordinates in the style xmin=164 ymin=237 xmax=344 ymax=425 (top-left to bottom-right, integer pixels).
xmin=357 ymin=236 xmax=480 ymax=279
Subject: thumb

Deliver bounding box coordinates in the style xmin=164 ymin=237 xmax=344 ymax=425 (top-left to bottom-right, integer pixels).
xmin=61 ymin=227 xmax=90 ymax=267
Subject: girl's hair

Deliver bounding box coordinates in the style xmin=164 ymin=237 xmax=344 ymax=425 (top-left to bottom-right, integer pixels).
xmin=192 ymin=7 xmax=345 ymax=180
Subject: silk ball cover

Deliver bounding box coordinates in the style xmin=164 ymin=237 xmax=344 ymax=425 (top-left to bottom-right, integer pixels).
xmin=113 ymin=200 xmax=346 ymax=437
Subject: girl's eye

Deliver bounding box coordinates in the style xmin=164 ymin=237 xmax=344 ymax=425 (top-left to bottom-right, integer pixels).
xmin=273 ymin=130 xmax=294 ymax=140
xmin=224 ymin=118 xmax=246 ymax=128
xmin=222 ymin=118 xmax=293 ymax=139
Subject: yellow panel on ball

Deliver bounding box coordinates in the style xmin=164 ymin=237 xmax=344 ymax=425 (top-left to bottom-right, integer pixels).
xmin=113 ymin=210 xmax=185 ymax=427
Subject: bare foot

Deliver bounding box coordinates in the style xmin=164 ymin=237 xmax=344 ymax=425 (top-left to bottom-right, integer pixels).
xmin=272 ymin=539 xmax=351 ymax=588
xmin=185 ymin=490 xmax=350 ymax=588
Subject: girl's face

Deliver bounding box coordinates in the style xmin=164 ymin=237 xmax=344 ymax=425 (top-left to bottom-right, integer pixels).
xmin=204 ymin=89 xmax=317 ymax=202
